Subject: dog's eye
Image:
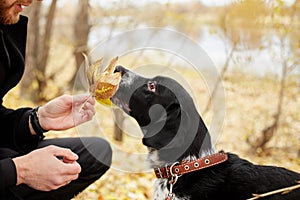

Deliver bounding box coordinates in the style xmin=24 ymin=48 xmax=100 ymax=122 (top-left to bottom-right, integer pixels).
xmin=147 ymin=81 xmax=156 ymax=92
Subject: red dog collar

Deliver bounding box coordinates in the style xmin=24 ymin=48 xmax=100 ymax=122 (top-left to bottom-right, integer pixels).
xmin=154 ymin=151 xmax=228 ymax=179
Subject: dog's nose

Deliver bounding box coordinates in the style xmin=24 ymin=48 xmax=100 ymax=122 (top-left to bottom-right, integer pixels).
xmin=114 ymin=65 xmax=128 ymax=76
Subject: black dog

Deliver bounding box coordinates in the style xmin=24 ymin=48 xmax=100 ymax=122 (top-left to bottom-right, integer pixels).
xmin=111 ymin=66 xmax=300 ymax=200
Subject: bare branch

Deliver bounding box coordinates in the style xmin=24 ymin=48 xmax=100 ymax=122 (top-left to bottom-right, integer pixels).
xmin=247 ymin=181 xmax=300 ymax=200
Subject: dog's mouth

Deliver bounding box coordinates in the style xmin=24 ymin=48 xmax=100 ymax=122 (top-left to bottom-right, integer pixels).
xmin=111 ymin=97 xmax=131 ymax=114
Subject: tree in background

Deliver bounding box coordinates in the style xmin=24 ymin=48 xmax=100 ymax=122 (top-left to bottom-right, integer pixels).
xmin=247 ymin=0 xmax=300 ymax=153
xmin=203 ymin=0 xmax=268 ymax=114
xmin=21 ymin=1 xmax=41 ymax=101
xmin=71 ymin=0 xmax=90 ymax=86
xmin=21 ymin=0 xmax=57 ymax=103
xmin=21 ymin=0 xmax=91 ymax=102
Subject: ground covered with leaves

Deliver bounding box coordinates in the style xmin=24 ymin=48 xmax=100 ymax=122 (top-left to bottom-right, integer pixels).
xmin=4 ymin=70 xmax=299 ymax=200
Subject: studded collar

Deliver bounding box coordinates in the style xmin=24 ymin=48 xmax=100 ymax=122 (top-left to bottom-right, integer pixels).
xmin=154 ymin=151 xmax=228 ymax=179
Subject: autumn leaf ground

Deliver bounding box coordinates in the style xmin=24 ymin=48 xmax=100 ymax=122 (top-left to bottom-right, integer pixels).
xmin=4 ymin=69 xmax=300 ymax=200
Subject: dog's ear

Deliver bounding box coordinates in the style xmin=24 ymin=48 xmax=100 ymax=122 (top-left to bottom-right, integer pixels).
xmin=141 ymin=104 xmax=168 ymax=138
xmin=142 ymin=101 xmax=201 ymax=161
xmin=141 ymin=102 xmax=181 ymax=149
xmin=159 ymin=101 xmax=208 ymax=162
xmin=163 ymin=105 xmax=198 ymax=149
xmin=155 ymin=105 xmax=201 ymax=162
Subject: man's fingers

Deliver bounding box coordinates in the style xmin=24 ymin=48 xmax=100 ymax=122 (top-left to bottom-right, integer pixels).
xmin=82 ymin=101 xmax=96 ymax=113
xmin=63 ymin=156 xmax=76 ymax=163
xmin=48 ymin=146 xmax=81 ymax=174
xmin=61 ymin=161 xmax=81 ymax=175
xmin=47 ymin=145 xmax=79 ymax=161
xmin=87 ymin=96 xmax=96 ymax=105
xmin=74 ymin=94 xmax=95 ymax=104
xmin=85 ymin=102 xmax=96 ymax=116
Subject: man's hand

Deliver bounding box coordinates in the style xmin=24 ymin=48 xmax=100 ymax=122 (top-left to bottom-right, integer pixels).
xmin=12 ymin=145 xmax=81 ymax=191
xmin=38 ymin=94 xmax=96 ymax=131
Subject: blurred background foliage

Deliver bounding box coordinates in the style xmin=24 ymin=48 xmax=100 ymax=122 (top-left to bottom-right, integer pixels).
xmin=4 ymin=0 xmax=300 ymax=199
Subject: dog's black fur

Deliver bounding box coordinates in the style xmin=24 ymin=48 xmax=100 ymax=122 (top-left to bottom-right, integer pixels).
xmin=112 ymin=66 xmax=300 ymax=200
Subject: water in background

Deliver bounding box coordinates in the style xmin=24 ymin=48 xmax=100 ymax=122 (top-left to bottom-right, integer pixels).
xmin=88 ymin=24 xmax=299 ymax=77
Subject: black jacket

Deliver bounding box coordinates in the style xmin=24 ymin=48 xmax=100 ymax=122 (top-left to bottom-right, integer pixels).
xmin=0 ymin=16 xmax=39 ymax=194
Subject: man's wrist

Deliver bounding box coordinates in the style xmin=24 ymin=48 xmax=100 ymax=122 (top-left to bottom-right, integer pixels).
xmin=29 ymin=115 xmax=37 ymax=135
xmin=37 ymin=106 xmax=47 ymax=131
xmin=12 ymin=157 xmax=26 ymax=185
xmin=29 ymin=106 xmax=48 ymax=138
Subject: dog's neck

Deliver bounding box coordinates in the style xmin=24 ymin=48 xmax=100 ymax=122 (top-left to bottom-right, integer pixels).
xmin=147 ymin=151 xmax=217 ymax=171
xmin=147 ymin=130 xmax=215 ymax=169
xmin=143 ymin=103 xmax=215 ymax=169
xmin=147 ymin=146 xmax=216 ymax=169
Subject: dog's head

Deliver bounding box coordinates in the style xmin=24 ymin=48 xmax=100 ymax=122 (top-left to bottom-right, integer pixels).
xmin=112 ymin=66 xmax=210 ymax=162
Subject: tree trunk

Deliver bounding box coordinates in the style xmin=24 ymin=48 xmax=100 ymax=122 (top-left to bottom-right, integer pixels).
xmin=20 ymin=2 xmax=41 ymax=101
xmin=37 ymin=0 xmax=57 ymax=102
xmin=71 ymin=0 xmax=90 ymax=87
xmin=203 ymin=43 xmax=237 ymax=115
xmin=113 ymin=108 xmax=125 ymax=141
xmin=20 ymin=0 xmax=57 ymax=103
xmin=248 ymin=37 xmax=288 ymax=152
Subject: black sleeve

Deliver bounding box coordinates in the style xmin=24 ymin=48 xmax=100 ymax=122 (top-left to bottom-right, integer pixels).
xmin=0 ymin=158 xmax=17 ymax=194
xmin=0 ymin=106 xmax=40 ymax=152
